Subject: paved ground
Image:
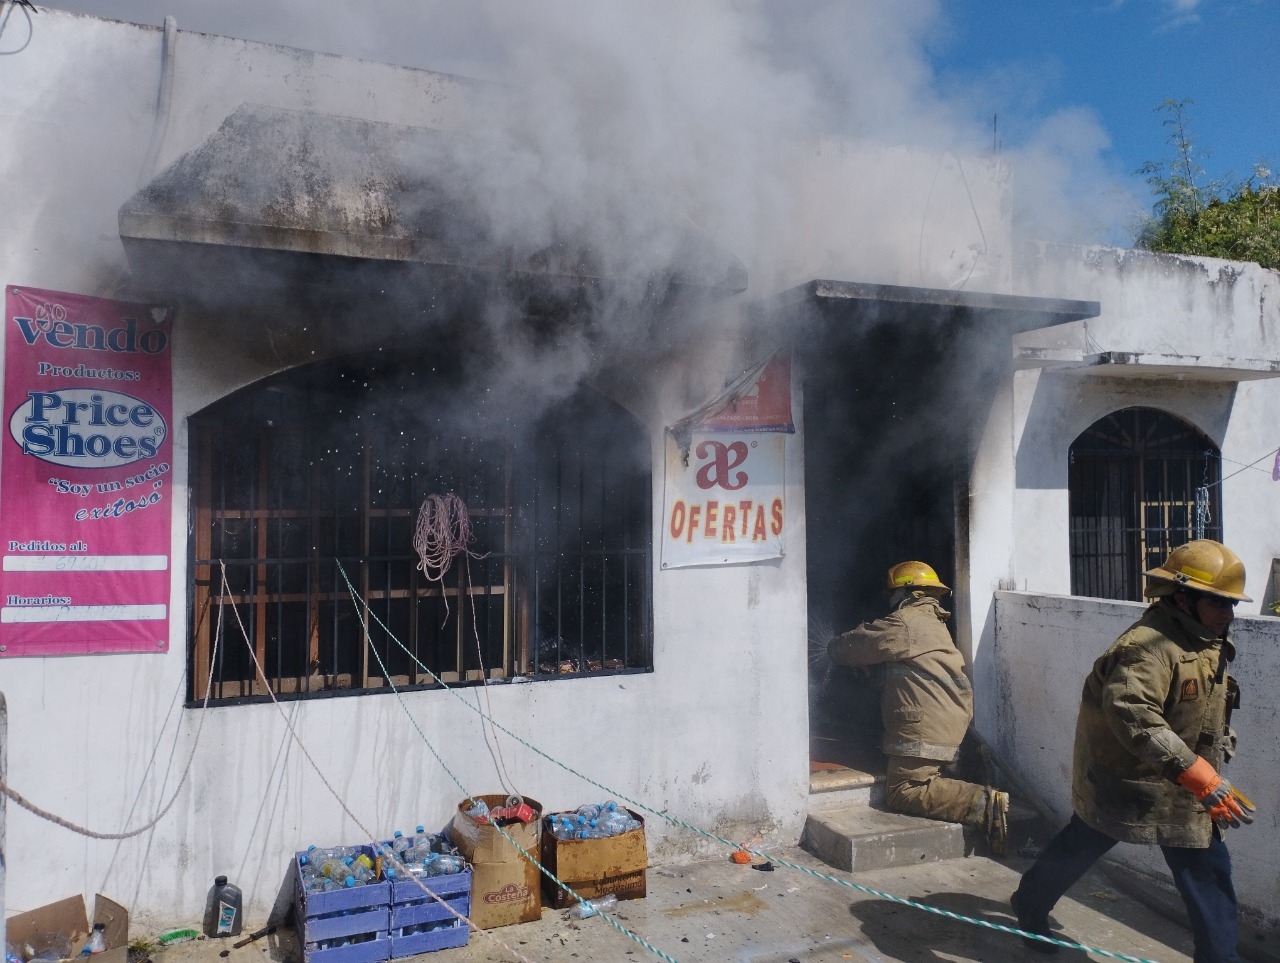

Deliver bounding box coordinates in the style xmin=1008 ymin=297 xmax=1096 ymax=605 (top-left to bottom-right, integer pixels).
xmin=157 ymin=846 xmax=1203 ymax=963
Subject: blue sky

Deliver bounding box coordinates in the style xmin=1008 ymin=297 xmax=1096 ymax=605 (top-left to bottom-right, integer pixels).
xmin=930 ymin=0 xmax=1278 ymax=200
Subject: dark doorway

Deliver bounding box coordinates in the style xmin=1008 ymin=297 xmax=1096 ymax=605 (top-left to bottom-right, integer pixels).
xmin=801 ymin=331 xmax=961 ymax=773
xmin=772 ymin=280 xmax=1098 ymax=780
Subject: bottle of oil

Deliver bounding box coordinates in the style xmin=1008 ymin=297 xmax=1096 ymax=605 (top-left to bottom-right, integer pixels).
xmin=203 ymin=876 xmax=244 ymax=938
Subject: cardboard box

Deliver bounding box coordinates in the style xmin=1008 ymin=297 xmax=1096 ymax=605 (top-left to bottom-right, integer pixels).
xmin=448 ymin=795 xmax=542 ymax=929
xmin=540 ymin=810 xmax=647 ymax=909
xmin=6 ymin=894 xmax=129 ymax=963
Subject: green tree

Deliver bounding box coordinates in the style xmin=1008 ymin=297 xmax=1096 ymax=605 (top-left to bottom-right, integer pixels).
xmin=1134 ymin=99 xmax=1280 ymax=270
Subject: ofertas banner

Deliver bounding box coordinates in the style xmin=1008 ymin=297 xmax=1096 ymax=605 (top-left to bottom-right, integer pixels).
xmin=1 ymin=285 xmax=173 ymax=657
xmin=661 ymin=431 xmax=786 ymax=568
xmin=662 ymin=350 xmax=792 ymax=568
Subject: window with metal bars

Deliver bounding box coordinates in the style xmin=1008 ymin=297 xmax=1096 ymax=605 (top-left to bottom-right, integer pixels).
xmin=1068 ymin=407 xmax=1220 ymax=601
xmin=188 ymin=353 xmax=653 ymax=704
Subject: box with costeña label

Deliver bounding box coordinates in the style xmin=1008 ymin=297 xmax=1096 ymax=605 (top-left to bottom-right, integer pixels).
xmin=540 ymin=809 xmax=647 ymax=909
xmin=448 ymin=794 xmax=543 ymax=929
xmin=386 ymin=866 xmax=471 ymax=957
xmin=293 ymin=846 xmax=391 ymax=963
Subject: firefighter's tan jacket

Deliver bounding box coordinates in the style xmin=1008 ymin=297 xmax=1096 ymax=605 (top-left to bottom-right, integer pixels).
xmin=1072 ymin=599 xmax=1236 ymax=848
xmin=827 ymin=594 xmax=972 ymax=762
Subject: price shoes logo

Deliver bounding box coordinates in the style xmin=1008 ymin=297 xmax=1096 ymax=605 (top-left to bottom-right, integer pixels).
xmin=10 ymin=388 xmax=167 ymax=468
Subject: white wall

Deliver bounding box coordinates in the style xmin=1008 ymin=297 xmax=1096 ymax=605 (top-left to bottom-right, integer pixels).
xmin=0 ymin=8 xmax=1023 ymax=931
xmin=0 ymin=10 xmax=815 ymax=930
xmin=992 ymin=591 xmax=1280 ymax=932
xmin=969 ymin=245 xmax=1280 ymax=739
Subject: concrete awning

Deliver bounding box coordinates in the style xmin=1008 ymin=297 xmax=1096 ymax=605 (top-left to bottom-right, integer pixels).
xmin=761 ymin=278 xmax=1099 ymax=332
xmin=119 ymin=104 xmax=747 ymax=299
xmin=1015 ymin=349 xmax=1280 ymax=382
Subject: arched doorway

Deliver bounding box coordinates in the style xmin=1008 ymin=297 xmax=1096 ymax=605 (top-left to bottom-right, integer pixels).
xmin=1069 ymin=407 xmax=1221 ymax=601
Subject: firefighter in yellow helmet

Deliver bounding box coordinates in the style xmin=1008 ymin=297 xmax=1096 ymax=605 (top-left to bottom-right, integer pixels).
xmin=1012 ymin=540 xmax=1256 ymax=958
xmin=827 ymin=561 xmax=1010 ymax=853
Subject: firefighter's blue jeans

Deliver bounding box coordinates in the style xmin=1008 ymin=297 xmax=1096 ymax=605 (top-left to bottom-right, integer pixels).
xmin=1014 ymin=814 xmax=1240 ymax=963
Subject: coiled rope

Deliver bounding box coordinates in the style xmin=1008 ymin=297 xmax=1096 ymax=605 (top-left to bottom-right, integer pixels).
xmin=412 ymin=492 xmax=480 ymax=597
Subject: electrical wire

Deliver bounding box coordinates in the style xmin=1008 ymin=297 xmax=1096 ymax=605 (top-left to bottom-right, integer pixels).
xmin=0 ymin=603 xmax=223 ymax=839
xmin=218 ymin=563 xmax=543 ymax=963
xmin=337 ymin=564 xmax=686 ymax=963
xmin=0 ymin=0 xmax=33 ymax=55
xmin=337 ymin=562 xmax=1160 ymax=963
xmin=410 ymin=492 xmax=516 ymax=795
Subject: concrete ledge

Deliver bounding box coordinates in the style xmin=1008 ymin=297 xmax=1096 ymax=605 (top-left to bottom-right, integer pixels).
xmin=801 ymin=805 xmax=967 ymax=873
xmin=810 ymin=766 xmax=879 ymax=793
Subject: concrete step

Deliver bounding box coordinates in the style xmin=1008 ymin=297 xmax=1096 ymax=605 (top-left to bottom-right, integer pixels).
xmin=808 ymin=763 xmax=886 ymax=808
xmin=801 ymin=804 xmax=969 ymax=873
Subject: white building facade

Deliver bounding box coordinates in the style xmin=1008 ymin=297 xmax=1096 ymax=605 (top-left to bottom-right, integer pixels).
xmin=0 ymin=9 xmax=1276 ymax=943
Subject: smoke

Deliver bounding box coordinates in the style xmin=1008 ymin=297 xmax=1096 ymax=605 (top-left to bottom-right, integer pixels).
xmin=46 ymin=0 xmax=1134 ymax=261
xmin=40 ymin=0 xmax=1136 ymax=412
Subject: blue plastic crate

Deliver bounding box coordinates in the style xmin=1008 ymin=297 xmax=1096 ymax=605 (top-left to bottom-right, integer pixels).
xmin=387 ymin=869 xmax=472 ymax=958
xmin=294 ymin=846 xmax=391 ymax=963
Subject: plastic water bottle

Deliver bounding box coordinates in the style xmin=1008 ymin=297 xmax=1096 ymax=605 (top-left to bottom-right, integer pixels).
xmin=320 ymin=857 xmax=352 ymax=881
xmin=569 ymin=894 xmax=618 ymax=919
xmin=349 ymin=860 xmax=375 ymax=884
xmin=78 ymin=924 xmax=108 ymax=956
xmin=341 ymin=852 xmax=374 ymax=883
xmin=202 ymin=876 xmax=244 ymax=937
xmin=433 ymin=854 xmax=466 ymax=876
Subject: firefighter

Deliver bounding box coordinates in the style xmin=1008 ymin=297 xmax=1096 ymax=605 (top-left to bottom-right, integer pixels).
xmin=827 ymin=561 xmax=1009 ymax=853
xmin=1011 ymin=539 xmax=1256 ymax=960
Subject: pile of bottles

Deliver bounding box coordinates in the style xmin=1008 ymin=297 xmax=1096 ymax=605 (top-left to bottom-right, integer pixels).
xmin=382 ymin=825 xmax=469 ymax=879
xmin=547 ymin=801 xmax=641 ymax=840
xmin=298 ymin=829 xmax=469 ymax=895
xmin=298 ymin=846 xmax=380 ymax=893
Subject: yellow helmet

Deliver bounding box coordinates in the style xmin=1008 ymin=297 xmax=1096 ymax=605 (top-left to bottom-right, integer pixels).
xmin=1144 ymin=540 xmax=1251 ymax=602
xmin=886 ymin=561 xmax=949 ymax=593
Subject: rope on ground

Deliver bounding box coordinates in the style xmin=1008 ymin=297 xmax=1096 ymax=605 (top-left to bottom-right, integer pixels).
xmin=341 ymin=566 xmax=685 ymax=963
xmin=0 ymin=602 xmax=224 ymax=839
xmin=339 ymin=564 xmax=1163 ymax=963
xmin=216 ymin=564 xmax=541 ymax=963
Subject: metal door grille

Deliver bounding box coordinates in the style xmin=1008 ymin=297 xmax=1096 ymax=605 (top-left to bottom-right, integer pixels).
xmin=1069 ymin=407 xmax=1220 ymax=601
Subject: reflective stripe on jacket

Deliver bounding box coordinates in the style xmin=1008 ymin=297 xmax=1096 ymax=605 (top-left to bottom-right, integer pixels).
xmin=1071 ymin=599 xmax=1233 ymax=848
xmin=827 ymin=594 xmax=972 ymax=762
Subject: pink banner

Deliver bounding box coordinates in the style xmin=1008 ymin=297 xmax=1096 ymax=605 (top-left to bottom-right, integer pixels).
xmin=1 ymin=285 xmax=173 ymax=657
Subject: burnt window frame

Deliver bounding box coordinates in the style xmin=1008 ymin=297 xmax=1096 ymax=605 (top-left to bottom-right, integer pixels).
xmin=1068 ymin=406 xmax=1221 ymax=602
xmin=187 ymin=356 xmax=653 ymax=706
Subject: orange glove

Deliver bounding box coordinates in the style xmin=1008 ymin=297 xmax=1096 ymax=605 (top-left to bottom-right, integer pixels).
xmin=1176 ymin=757 xmax=1256 ymax=829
